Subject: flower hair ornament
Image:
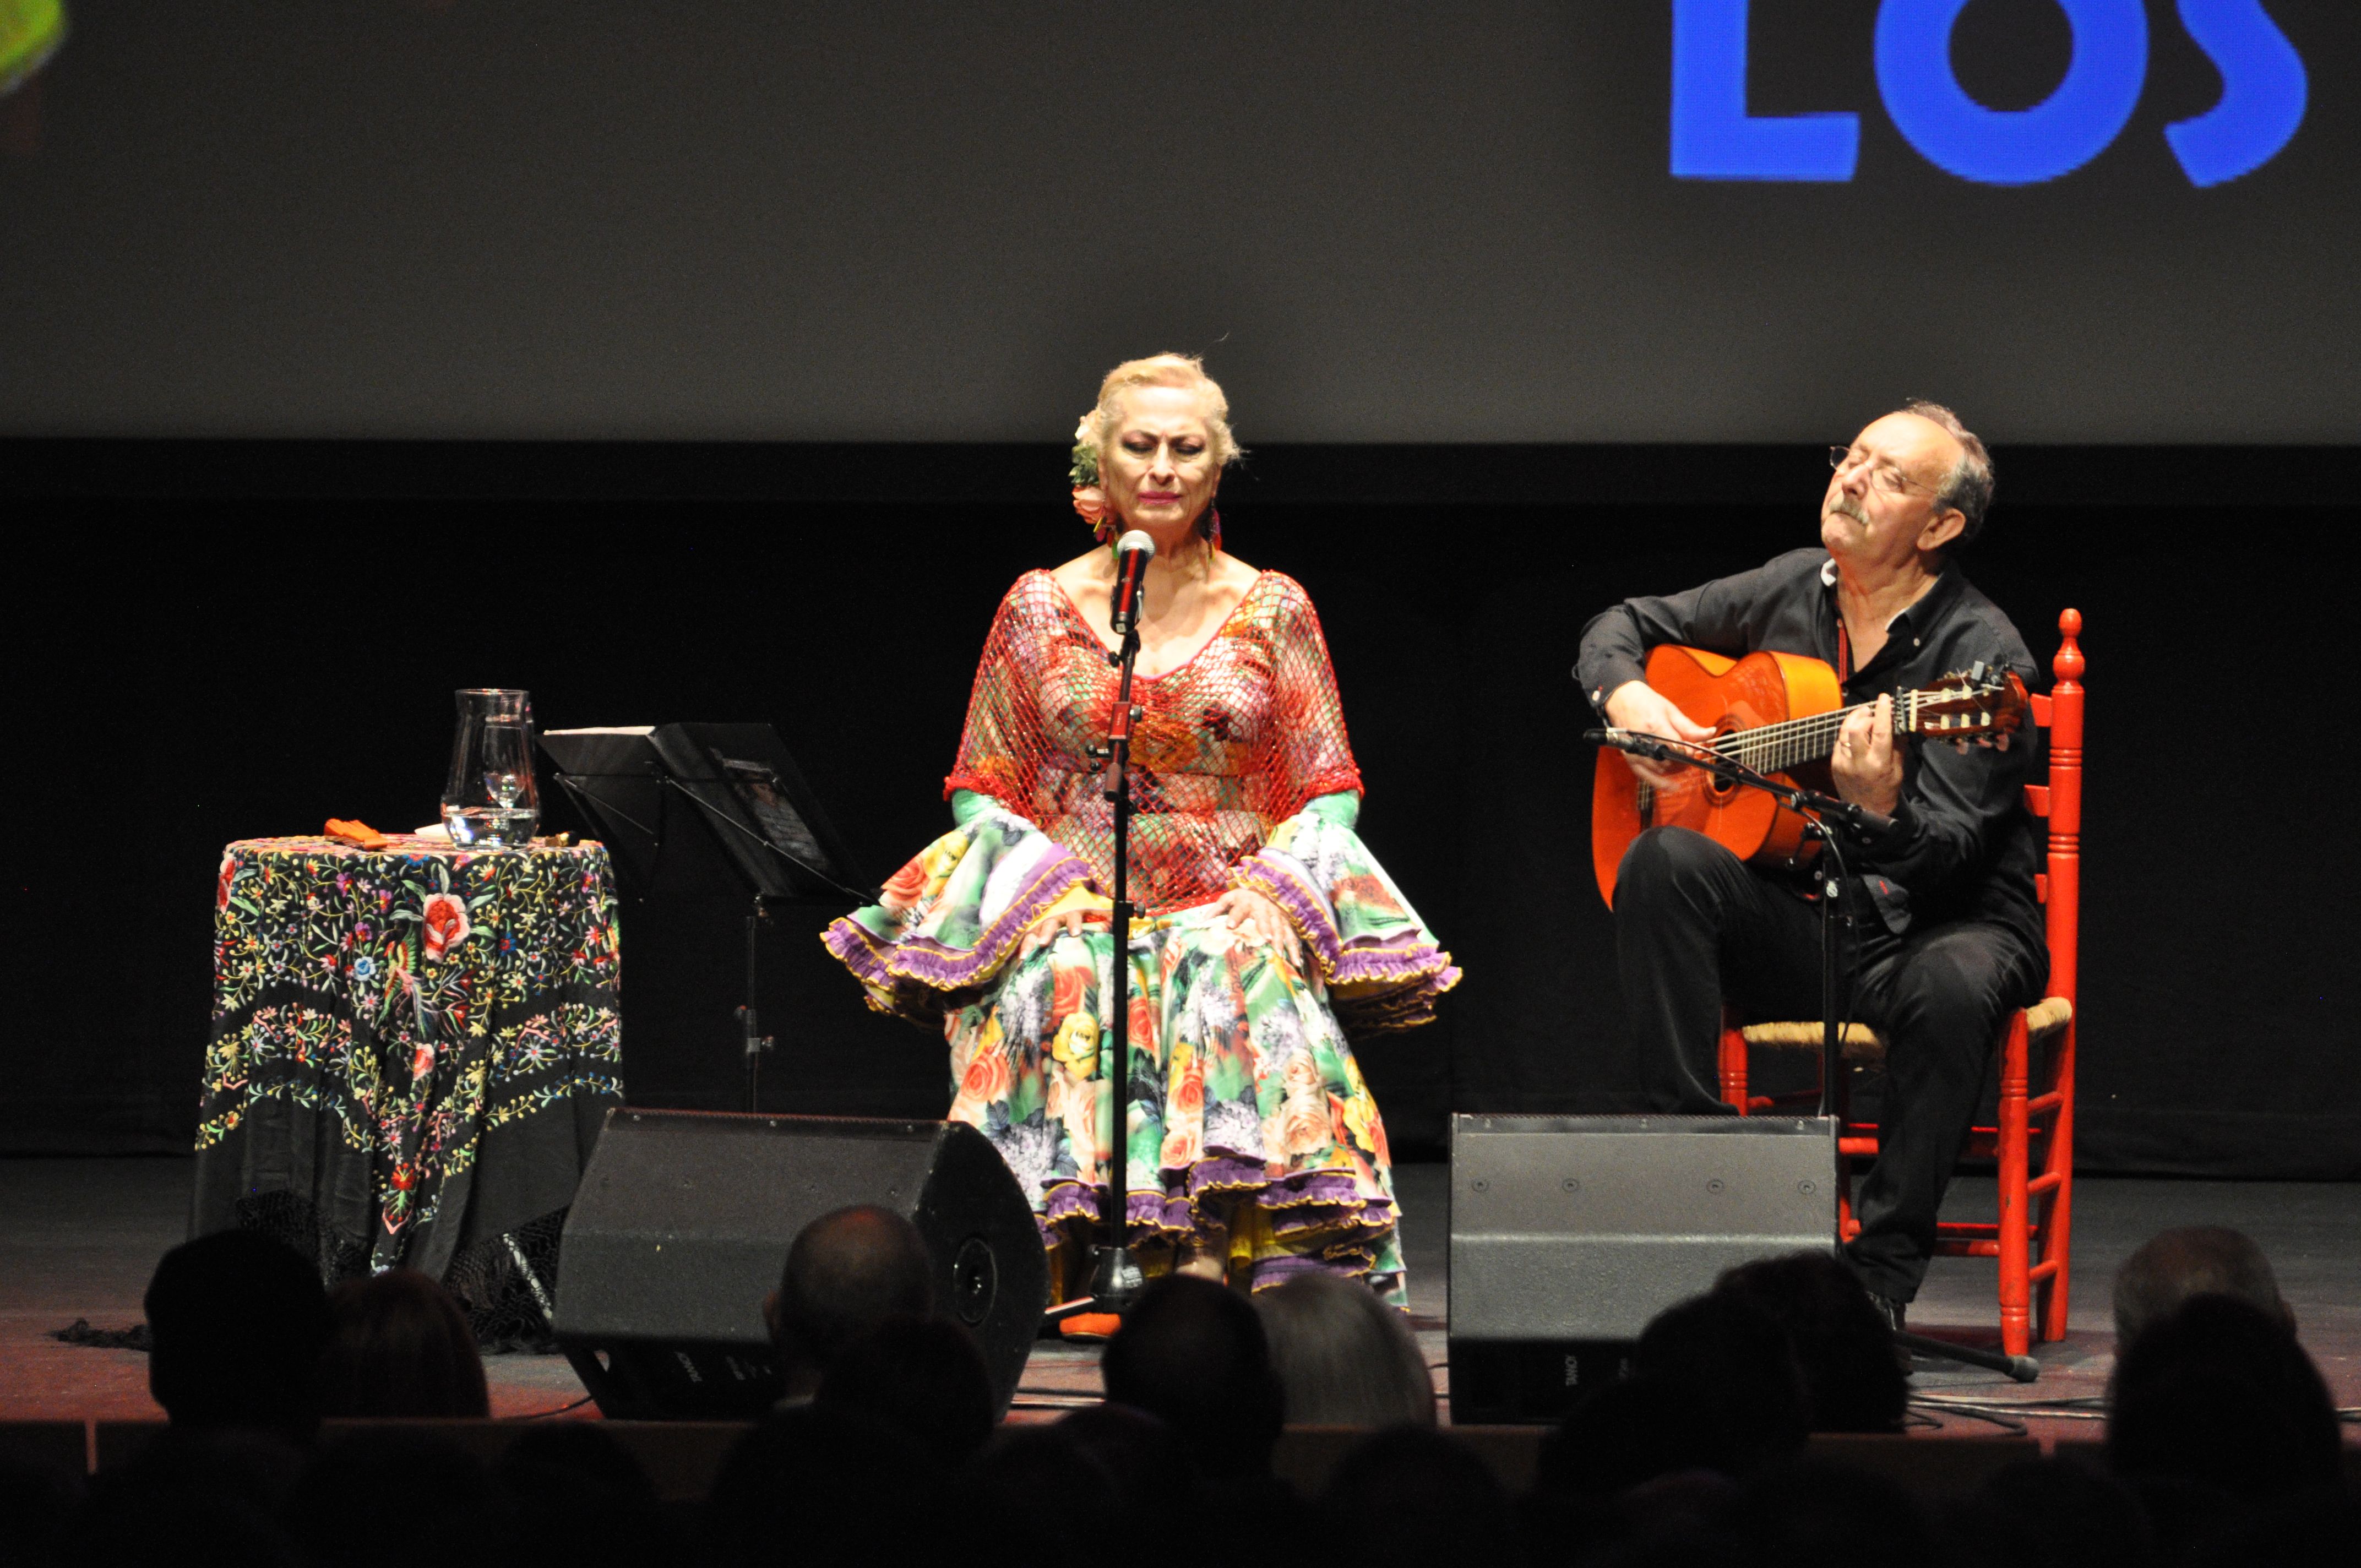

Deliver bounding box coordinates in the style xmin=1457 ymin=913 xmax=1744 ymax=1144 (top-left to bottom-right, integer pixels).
xmin=1070 ymin=415 xmax=1224 ymax=552
xmin=1070 ymin=416 xmax=1114 ymax=544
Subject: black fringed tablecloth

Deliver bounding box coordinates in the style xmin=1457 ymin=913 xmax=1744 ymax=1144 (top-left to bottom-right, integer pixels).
xmin=192 ymin=834 xmax=622 ymax=1340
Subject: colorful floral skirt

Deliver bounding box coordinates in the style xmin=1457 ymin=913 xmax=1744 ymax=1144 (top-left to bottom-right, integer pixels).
xmin=946 ymin=901 xmax=1404 ymax=1299
xmin=825 ymin=804 xmax=1457 ymax=1303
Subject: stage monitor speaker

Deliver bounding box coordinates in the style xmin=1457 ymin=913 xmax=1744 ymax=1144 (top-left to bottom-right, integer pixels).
xmin=553 ymin=1108 xmax=1048 ymax=1419
xmin=1447 ymin=1113 xmax=1836 ymax=1424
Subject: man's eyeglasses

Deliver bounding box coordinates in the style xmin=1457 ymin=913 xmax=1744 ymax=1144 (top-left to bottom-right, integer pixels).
xmin=1829 ymin=445 xmax=1942 ymax=500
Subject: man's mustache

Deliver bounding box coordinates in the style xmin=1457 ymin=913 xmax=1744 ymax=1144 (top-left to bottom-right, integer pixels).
xmin=1829 ymin=495 xmax=1870 ymax=524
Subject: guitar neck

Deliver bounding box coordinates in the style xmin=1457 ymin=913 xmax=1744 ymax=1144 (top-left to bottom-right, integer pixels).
xmin=1709 ymin=695 xmax=1925 ymax=774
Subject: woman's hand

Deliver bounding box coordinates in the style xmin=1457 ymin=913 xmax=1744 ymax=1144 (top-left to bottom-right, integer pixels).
xmin=1212 ymin=886 xmax=1303 ymax=969
xmin=1017 ymin=906 xmax=1089 ymax=961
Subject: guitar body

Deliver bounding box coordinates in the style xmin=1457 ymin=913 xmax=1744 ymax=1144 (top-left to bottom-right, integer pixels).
xmin=1591 ymin=645 xmax=1845 ymax=905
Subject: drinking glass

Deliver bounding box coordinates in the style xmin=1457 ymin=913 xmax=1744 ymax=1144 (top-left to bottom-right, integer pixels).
xmin=442 ymin=689 xmax=540 ymax=846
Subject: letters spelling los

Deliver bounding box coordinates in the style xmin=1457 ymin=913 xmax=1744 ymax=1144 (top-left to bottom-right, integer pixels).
xmin=1671 ymin=0 xmax=2309 ymax=188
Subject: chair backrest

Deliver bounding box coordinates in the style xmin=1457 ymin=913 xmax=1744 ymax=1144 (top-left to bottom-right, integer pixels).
xmin=2021 ymin=609 xmax=2085 ymax=1003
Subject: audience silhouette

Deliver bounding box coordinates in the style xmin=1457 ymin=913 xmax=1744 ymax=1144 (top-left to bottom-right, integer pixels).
xmin=1100 ymin=1274 xmax=1286 ymax=1480
xmin=28 ymin=1222 xmax=2352 ymax=1568
xmin=816 ymin=1314 xmax=997 ymax=1468
xmin=2113 ymin=1227 xmax=2294 ymax=1349
xmin=761 ymin=1204 xmax=935 ymax=1402
xmin=143 ymin=1230 xmax=329 ymax=1440
xmin=315 ymin=1268 xmax=489 ymax=1419
xmin=1254 ymin=1270 xmax=1436 ymax=1428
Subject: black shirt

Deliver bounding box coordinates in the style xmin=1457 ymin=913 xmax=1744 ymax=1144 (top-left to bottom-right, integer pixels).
xmin=1576 ymin=547 xmax=2045 ymax=959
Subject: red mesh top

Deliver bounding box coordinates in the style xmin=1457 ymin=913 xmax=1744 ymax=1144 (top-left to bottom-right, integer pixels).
xmin=946 ymin=569 xmax=1363 ymax=916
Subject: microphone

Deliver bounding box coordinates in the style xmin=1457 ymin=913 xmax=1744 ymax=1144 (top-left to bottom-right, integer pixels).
xmin=1584 ymin=727 xmax=1678 ymax=761
xmin=1111 ymin=530 xmax=1156 ymax=639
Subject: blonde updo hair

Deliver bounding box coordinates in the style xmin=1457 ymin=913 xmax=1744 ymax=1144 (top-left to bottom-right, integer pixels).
xmin=1077 ymin=353 xmax=1243 ymax=468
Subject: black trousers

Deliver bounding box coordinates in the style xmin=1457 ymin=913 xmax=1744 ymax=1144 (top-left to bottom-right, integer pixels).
xmin=1613 ymin=827 xmax=2044 ymax=1303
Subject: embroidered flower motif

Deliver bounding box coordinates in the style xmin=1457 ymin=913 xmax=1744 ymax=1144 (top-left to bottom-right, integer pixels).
xmin=420 ymin=892 xmax=470 ymax=960
xmin=216 ymin=861 xmax=235 ymax=910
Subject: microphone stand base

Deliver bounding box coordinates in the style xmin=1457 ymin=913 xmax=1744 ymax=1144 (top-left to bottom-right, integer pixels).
xmin=1041 ymin=1243 xmax=1147 ymax=1324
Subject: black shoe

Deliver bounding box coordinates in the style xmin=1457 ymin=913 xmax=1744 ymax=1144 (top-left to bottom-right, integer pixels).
xmin=1868 ymin=1292 xmax=1914 ymax=1375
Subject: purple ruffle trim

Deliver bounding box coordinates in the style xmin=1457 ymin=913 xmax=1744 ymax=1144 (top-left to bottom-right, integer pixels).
xmin=1245 ymin=1250 xmax=1379 ymax=1289
xmin=1034 ymin=1162 xmax=1397 ymax=1256
xmin=820 ymin=846 xmax=1096 ymax=1010
xmin=1233 ymin=851 xmax=1461 ymax=1031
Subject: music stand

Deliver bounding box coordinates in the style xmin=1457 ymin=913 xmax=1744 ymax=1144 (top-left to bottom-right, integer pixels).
xmin=540 ymin=723 xmax=874 ymax=1110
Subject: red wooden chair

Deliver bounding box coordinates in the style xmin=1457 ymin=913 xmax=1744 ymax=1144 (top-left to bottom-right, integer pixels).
xmin=1716 ymin=609 xmax=2085 ymax=1357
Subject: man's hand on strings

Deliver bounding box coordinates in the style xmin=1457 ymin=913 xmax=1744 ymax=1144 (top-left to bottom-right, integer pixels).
xmin=1213 ymin=886 xmax=1304 ymax=969
xmin=1834 ymin=694 xmax=1904 ymax=816
xmin=1602 ymin=681 xmax=1716 ymax=787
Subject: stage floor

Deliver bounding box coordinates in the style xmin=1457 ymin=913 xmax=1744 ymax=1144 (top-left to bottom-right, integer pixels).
xmin=4 ymin=1159 xmax=2357 ymax=1444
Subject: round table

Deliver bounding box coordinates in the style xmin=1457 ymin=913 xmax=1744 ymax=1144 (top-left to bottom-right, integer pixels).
xmin=193 ymin=834 xmax=622 ymax=1338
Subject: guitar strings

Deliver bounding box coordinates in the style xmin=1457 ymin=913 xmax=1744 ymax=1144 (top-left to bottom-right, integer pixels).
xmin=1708 ymin=691 xmax=1990 ymax=772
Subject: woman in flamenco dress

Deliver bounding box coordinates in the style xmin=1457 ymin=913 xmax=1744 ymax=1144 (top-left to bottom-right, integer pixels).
xmin=824 ymin=354 xmax=1457 ymax=1308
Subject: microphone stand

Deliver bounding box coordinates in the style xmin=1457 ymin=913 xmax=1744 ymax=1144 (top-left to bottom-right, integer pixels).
xmin=1043 ymin=612 xmax=1150 ymax=1322
xmin=1587 ymin=729 xmax=2039 ymax=1383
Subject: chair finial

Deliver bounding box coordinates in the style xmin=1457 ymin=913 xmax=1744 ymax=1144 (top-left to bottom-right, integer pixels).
xmin=2054 ymin=608 xmax=2083 ymax=682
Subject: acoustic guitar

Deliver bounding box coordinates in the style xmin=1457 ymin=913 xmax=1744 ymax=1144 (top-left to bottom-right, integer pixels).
xmin=1591 ymin=644 xmax=2027 ymax=905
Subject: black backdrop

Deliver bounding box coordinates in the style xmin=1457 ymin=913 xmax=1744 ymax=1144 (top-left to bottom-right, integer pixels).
xmin=3 ymin=439 xmax=2354 ymax=1178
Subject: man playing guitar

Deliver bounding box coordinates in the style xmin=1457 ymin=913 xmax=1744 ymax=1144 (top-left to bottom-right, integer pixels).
xmin=1577 ymin=402 xmax=2045 ymax=1333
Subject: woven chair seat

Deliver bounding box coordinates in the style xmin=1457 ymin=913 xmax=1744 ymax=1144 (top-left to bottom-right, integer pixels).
xmin=1738 ymin=995 xmax=2073 ymax=1059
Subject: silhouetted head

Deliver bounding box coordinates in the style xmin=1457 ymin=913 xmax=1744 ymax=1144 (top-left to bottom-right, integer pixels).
xmin=1101 ymin=1275 xmax=1284 ymax=1479
xmin=1943 ymin=1455 xmax=2156 ymax=1568
xmin=1635 ymin=1291 xmax=1809 ymax=1473
xmin=317 ymin=1268 xmax=488 ymax=1418
xmin=0 ymin=1451 xmax=77 ymax=1567
xmin=1253 ymin=1271 xmax=1434 ymax=1428
xmin=1054 ymin=1403 xmax=1191 ymax=1513
xmin=703 ymin=1403 xmax=944 ymax=1567
xmin=1739 ymin=1457 xmax=1939 ymax=1568
xmin=953 ymin=1428 xmax=1121 ymax=1568
xmin=68 ymin=1427 xmax=308 ymax=1567
xmin=2113 ymin=1228 xmax=2293 ymax=1353
xmin=1713 ymin=1251 xmax=1906 ymax=1433
xmin=764 ymin=1205 xmax=934 ymax=1396
xmin=286 ymin=1428 xmax=509 ymax=1568
xmin=2107 ymin=1294 xmax=2340 ymax=1499
xmin=1537 ymin=1374 xmax=1734 ymax=1502
xmin=817 ymin=1315 xmax=996 ymax=1468
xmin=496 ymin=1423 xmax=663 ymax=1568
xmin=143 ymin=1230 xmax=329 ymax=1439
xmin=1320 ymin=1427 xmax=1516 ymax=1568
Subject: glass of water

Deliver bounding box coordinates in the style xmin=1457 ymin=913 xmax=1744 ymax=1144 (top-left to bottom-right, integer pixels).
xmin=442 ymin=689 xmax=540 ymax=847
